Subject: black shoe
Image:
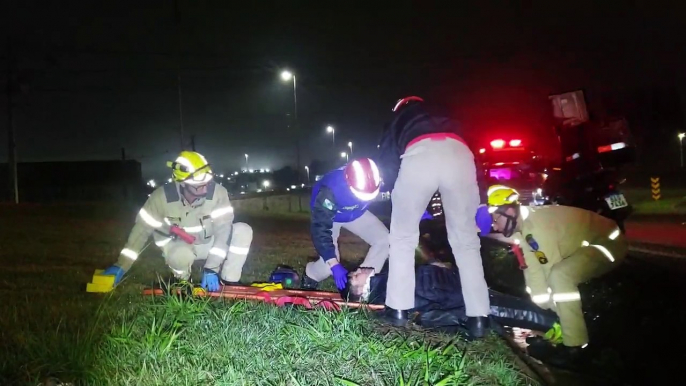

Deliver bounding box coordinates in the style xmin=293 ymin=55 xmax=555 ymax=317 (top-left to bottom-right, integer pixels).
xmin=465 ymin=316 xmax=490 ymax=339
xmin=528 ymin=342 xmax=586 ymax=371
xmin=373 ymin=307 xmax=409 ymax=327
xmin=300 ymin=274 xmax=319 ymax=290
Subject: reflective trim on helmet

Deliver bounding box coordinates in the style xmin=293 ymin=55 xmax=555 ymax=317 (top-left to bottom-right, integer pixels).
xmin=351 ymin=160 xmax=366 ymax=190
xmin=392 ymin=96 xmax=424 ymax=112
xmin=350 ymin=186 xmax=380 ymax=201
xmin=175 ymin=156 xmax=196 ymax=173
xmin=184 ymin=172 xmax=213 ymax=185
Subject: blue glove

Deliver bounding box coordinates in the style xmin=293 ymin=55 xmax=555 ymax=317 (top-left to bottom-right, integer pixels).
xmin=201 ymin=270 xmax=220 ymax=292
xmin=421 ymin=210 xmax=433 ymax=221
xmin=330 ymin=264 xmax=348 ymax=290
xmin=102 ymin=265 xmax=125 ymax=285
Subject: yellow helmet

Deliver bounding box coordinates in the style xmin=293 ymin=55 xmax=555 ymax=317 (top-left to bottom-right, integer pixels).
xmin=167 ymin=151 xmax=213 ymax=185
xmin=487 ymin=185 xmax=520 ymax=211
xmin=486 ymin=184 xmax=521 ymax=237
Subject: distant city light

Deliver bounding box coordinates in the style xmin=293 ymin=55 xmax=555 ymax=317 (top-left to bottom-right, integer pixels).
xmin=147 ymin=179 xmax=156 ymax=188
xmin=240 ymin=191 xmax=246 ymax=195
xmin=234 ymin=171 xmax=239 ymax=175
xmin=291 ymin=185 xmax=297 ymax=189
xmin=256 ymin=189 xmax=262 ymax=193
xmin=263 ymin=180 xmax=271 ymax=188
xmin=265 ymin=168 xmax=270 ymax=172
xmin=249 ymin=169 xmax=254 ymax=173
xmin=167 ymin=178 xmax=172 ymax=183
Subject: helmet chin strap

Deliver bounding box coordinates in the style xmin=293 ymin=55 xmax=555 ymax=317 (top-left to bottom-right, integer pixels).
xmin=497 ymin=205 xmax=520 ymax=238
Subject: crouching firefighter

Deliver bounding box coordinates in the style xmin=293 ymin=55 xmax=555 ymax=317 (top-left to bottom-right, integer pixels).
xmin=302 ymin=157 xmax=389 ymax=291
xmin=485 ymin=185 xmax=628 ymax=367
xmin=102 ymin=151 xmax=253 ymax=292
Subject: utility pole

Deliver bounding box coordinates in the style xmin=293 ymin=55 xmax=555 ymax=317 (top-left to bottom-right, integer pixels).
xmin=174 ymin=0 xmax=185 ymax=150
xmin=6 ymin=36 xmax=18 ymax=204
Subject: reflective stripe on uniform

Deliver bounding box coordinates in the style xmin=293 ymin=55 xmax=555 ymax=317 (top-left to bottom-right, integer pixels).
xmin=609 ymin=228 xmax=620 ymax=240
xmin=210 ymin=206 xmax=234 ymax=219
xmin=183 ymin=225 xmax=204 ymax=233
xmin=552 ymin=291 xmax=581 ymax=302
xmin=139 ymin=208 xmax=163 ymax=228
xmin=120 ymin=248 xmax=139 ymax=260
xmin=581 ymin=240 xmax=615 ymax=262
xmin=155 ymin=238 xmax=172 ymax=247
xmin=209 ymin=247 xmax=227 ymax=258
xmin=531 ymin=293 xmax=551 ymax=304
xmin=591 ymin=244 xmax=615 ymax=262
xmin=229 ymin=245 xmax=250 ymax=255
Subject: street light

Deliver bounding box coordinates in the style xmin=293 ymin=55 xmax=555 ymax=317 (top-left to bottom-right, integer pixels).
xmin=326 ymin=126 xmax=335 ymax=146
xmin=280 ymin=69 xmax=301 ymax=188
xmin=341 ymin=152 xmax=348 ymax=162
xmin=244 ymin=154 xmax=249 ymax=170
xmin=679 ymin=132 xmax=685 ymax=168
xmin=304 ymin=166 xmax=310 ymax=183
xmin=348 ymin=141 xmax=353 ymax=156
xmin=263 ymin=180 xmax=270 ymax=188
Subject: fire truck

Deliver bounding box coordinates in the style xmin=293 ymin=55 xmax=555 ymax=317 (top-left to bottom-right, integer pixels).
xmin=475 ymin=137 xmax=549 ymax=206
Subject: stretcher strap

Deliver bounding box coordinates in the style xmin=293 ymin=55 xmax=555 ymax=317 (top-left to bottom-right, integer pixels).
xmin=141 ymin=285 xmax=381 ymax=311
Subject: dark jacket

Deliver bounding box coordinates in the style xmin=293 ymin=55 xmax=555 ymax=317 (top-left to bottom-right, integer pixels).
xmin=378 ymin=102 xmax=464 ymax=191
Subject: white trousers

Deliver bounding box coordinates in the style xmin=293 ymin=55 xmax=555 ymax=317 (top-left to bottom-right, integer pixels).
xmin=164 ymin=222 xmax=253 ymax=282
xmin=305 ymin=211 xmax=389 ymax=281
xmin=385 ymin=138 xmax=490 ymax=316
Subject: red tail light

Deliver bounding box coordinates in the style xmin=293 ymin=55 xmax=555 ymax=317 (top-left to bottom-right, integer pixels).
xmin=509 ymin=139 xmax=522 ymax=147
xmin=490 ymin=139 xmax=505 ymax=148
xmin=479 ymin=148 xmax=486 ymax=154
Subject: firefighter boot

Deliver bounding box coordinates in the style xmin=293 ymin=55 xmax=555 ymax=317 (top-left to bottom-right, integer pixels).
xmin=300 ymin=273 xmax=320 ymax=290
xmin=373 ymin=307 xmax=409 ymax=327
xmin=465 ymin=316 xmax=490 ymax=339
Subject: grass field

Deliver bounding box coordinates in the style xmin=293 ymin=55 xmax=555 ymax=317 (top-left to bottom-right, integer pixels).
xmin=623 ymin=187 xmax=686 ymax=215
xmin=0 ymin=204 xmax=535 ymax=386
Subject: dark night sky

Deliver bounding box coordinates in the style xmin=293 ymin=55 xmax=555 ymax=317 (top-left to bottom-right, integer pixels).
xmin=1 ymin=0 xmax=686 ymax=179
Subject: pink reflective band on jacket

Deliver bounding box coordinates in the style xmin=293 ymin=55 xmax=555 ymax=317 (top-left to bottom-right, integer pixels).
xmin=406 ymin=133 xmax=467 ymax=150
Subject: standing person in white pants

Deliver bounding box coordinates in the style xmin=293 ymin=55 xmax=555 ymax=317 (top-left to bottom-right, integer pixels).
xmin=302 ymin=158 xmax=389 ymax=291
xmin=376 ymin=96 xmax=490 ymax=338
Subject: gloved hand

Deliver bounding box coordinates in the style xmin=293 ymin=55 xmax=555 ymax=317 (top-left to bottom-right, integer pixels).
xmin=102 ymin=265 xmax=125 ymax=285
xmin=201 ymin=270 xmax=220 ymax=292
xmin=330 ymin=263 xmax=348 ymax=290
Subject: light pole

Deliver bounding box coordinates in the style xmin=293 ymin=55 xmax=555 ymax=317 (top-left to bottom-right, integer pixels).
xmin=281 ymin=70 xmax=301 ymax=185
xmin=679 ymin=132 xmax=685 ymax=168
xmin=341 ymin=152 xmax=348 ymax=162
xmin=304 ymin=166 xmax=310 ymax=183
xmin=326 ymin=126 xmax=335 ymax=146
xmin=244 ymin=154 xmax=249 ymax=170
xmin=348 ymin=141 xmax=353 ymax=157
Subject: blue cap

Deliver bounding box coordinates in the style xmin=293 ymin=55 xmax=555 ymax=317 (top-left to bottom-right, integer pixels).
xmin=475 ymin=204 xmax=493 ymax=235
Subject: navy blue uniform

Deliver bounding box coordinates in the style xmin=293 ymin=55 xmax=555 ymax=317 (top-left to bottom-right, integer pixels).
xmin=310 ymin=167 xmax=371 ymax=261
xmin=378 ymin=102 xmax=464 ymax=191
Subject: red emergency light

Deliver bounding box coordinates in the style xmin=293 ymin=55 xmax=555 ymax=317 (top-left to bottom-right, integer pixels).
xmin=479 ymin=148 xmax=486 ymax=154
xmin=509 ymin=139 xmax=522 ymax=147
xmin=490 ymin=139 xmax=505 ymax=148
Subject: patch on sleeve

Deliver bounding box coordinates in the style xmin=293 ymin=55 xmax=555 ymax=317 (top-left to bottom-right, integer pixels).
xmin=323 ymin=199 xmax=334 ymax=211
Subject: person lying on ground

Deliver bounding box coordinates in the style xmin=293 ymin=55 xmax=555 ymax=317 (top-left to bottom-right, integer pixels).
xmin=340 ymin=258 xmax=559 ymax=335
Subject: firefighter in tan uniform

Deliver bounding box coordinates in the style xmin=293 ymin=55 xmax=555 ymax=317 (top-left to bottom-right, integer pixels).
xmin=102 ymin=151 xmax=253 ymax=292
xmin=485 ymin=185 xmax=627 ymax=367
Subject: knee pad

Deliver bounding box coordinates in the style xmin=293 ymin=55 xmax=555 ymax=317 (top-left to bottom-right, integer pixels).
xmin=165 ymin=243 xmax=195 ymax=271
xmin=231 ymin=222 xmax=253 ymax=246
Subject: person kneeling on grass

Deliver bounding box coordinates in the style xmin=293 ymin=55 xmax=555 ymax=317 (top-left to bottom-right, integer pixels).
xmin=101 ymin=151 xmax=253 ymax=292
xmin=340 ymin=258 xmax=559 ymax=336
